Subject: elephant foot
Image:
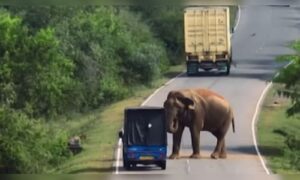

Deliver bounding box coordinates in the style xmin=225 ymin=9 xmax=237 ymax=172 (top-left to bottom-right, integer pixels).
xmin=169 ymin=154 xmax=180 ymax=159
xmin=210 ymin=153 xmax=219 ymax=159
xmin=189 ymin=153 xmax=201 ymax=159
xmin=219 ymin=152 xmax=227 ymax=159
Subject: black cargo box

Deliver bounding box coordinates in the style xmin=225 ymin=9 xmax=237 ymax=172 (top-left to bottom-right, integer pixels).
xmin=123 ymin=107 xmax=167 ymax=146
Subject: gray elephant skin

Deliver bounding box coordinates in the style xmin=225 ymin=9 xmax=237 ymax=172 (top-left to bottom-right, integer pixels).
xmin=163 ymin=88 xmax=235 ymax=159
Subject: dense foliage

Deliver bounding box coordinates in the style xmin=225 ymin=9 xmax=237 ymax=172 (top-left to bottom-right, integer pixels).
xmin=0 ymin=106 xmax=70 ymax=173
xmin=53 ymin=8 xmax=168 ymax=109
xmin=133 ymin=7 xmax=184 ymax=64
xmin=273 ymin=41 xmax=300 ymax=170
xmin=275 ymin=41 xmax=300 ymax=116
xmin=0 ymin=6 xmax=183 ymax=173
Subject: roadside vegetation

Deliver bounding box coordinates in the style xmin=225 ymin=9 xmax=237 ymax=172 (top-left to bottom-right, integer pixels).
xmin=0 ymin=6 xmax=183 ymax=173
xmin=258 ymin=41 xmax=300 ymax=173
xmin=0 ymin=6 xmax=237 ymax=173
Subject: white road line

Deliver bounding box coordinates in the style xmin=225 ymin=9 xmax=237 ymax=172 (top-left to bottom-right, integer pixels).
xmin=115 ymin=139 xmax=122 ymax=174
xmin=185 ymin=160 xmax=191 ymax=174
xmin=141 ymin=72 xmax=185 ymax=106
xmin=251 ymin=83 xmax=272 ymax=175
xmin=251 ymin=62 xmax=293 ymax=175
xmin=141 ymin=86 xmax=165 ymax=107
xmin=234 ymin=5 xmax=241 ymax=32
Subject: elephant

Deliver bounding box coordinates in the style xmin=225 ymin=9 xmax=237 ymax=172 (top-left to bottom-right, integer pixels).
xmin=163 ymin=88 xmax=235 ymax=159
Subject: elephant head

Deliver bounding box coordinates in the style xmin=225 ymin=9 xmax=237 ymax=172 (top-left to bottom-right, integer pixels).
xmin=163 ymin=91 xmax=196 ymax=133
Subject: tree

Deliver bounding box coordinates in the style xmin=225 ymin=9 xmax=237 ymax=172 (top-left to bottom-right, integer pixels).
xmin=133 ymin=6 xmax=184 ymax=64
xmin=274 ymin=40 xmax=300 ymax=116
xmin=0 ymin=9 xmax=76 ymax=117
xmin=0 ymin=106 xmax=70 ymax=173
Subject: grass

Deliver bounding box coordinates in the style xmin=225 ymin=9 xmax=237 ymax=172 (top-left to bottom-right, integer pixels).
xmin=257 ymin=83 xmax=300 ymax=174
xmin=51 ymin=64 xmax=184 ymax=174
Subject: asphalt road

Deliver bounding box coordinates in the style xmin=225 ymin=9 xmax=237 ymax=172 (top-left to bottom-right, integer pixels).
xmin=110 ymin=1 xmax=300 ymax=180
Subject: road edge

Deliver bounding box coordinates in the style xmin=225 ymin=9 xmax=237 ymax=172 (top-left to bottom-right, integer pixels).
xmin=251 ymin=83 xmax=272 ymax=175
xmin=252 ymin=61 xmax=294 ymax=175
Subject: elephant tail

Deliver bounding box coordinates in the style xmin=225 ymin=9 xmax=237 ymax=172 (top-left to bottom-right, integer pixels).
xmin=232 ymin=118 xmax=235 ymax=133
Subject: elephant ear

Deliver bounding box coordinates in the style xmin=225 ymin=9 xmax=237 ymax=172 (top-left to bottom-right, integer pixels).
xmin=174 ymin=92 xmax=195 ymax=110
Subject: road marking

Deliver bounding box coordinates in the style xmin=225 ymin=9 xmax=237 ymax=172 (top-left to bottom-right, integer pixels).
xmin=234 ymin=5 xmax=241 ymax=32
xmin=115 ymin=139 xmax=122 ymax=174
xmin=114 ymin=5 xmax=242 ymax=174
xmin=185 ymin=160 xmax=191 ymax=174
xmin=251 ymin=61 xmax=293 ymax=175
xmin=251 ymin=83 xmax=272 ymax=175
xmin=141 ymin=72 xmax=185 ymax=106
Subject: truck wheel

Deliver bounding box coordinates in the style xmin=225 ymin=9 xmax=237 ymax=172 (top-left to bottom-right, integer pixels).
xmin=123 ymin=159 xmax=130 ymax=170
xmin=186 ymin=62 xmax=198 ymax=76
xmin=159 ymin=160 xmax=166 ymax=170
xmin=225 ymin=63 xmax=231 ymax=75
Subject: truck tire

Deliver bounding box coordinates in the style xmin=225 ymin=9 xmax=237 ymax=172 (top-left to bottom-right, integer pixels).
xmin=186 ymin=62 xmax=198 ymax=76
xmin=225 ymin=62 xmax=231 ymax=75
xmin=159 ymin=160 xmax=166 ymax=170
xmin=123 ymin=159 xmax=131 ymax=170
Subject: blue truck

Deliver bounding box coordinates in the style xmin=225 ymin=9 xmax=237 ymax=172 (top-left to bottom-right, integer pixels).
xmin=119 ymin=107 xmax=167 ymax=170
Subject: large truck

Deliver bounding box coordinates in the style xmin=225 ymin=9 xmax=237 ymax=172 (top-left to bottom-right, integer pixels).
xmin=184 ymin=7 xmax=232 ymax=75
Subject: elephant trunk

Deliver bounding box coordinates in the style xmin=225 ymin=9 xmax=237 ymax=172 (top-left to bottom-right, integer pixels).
xmin=167 ymin=119 xmax=178 ymax=133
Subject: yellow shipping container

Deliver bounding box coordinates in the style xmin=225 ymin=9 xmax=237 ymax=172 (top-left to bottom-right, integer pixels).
xmin=184 ymin=7 xmax=232 ymax=75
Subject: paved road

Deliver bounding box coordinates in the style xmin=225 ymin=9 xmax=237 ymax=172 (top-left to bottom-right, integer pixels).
xmin=110 ymin=1 xmax=300 ymax=180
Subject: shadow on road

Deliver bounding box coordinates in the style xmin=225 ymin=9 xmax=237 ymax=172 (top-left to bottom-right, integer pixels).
xmin=119 ymin=165 xmax=162 ymax=172
xmin=228 ymin=145 xmax=283 ymax=157
xmin=227 ymin=71 xmax=274 ymax=81
xmin=196 ymin=145 xmax=283 ymax=157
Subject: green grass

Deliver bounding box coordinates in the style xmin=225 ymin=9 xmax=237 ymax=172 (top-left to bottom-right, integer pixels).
xmin=51 ymin=64 xmax=184 ymax=174
xmin=258 ymin=84 xmax=300 ymax=174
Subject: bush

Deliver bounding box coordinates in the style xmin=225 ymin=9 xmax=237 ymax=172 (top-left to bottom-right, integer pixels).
xmin=54 ymin=7 xmax=168 ymax=109
xmin=274 ymin=41 xmax=300 ymax=116
xmin=0 ymin=106 xmax=71 ymax=173
xmin=134 ymin=7 xmax=184 ymax=65
xmin=0 ymin=10 xmax=76 ymax=118
xmin=284 ymin=134 xmax=300 ymax=170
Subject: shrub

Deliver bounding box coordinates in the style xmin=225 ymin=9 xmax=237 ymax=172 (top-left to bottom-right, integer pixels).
xmin=284 ymin=134 xmax=300 ymax=170
xmin=0 ymin=106 xmax=71 ymax=173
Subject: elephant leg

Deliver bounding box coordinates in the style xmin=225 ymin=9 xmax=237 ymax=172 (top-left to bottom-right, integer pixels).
xmin=211 ymin=131 xmax=225 ymax=159
xmin=189 ymin=127 xmax=201 ymax=159
xmin=219 ymin=141 xmax=227 ymax=159
xmin=169 ymin=126 xmax=184 ymax=159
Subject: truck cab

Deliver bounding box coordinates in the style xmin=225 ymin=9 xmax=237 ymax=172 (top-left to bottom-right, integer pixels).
xmin=119 ymin=107 xmax=167 ymax=170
